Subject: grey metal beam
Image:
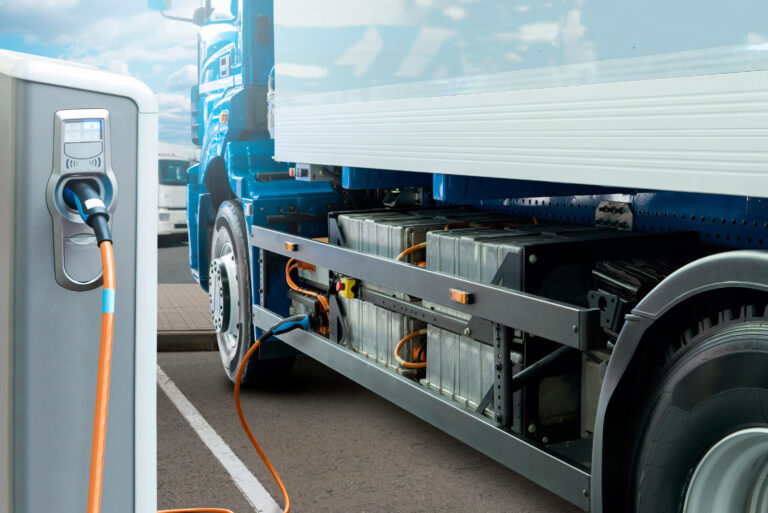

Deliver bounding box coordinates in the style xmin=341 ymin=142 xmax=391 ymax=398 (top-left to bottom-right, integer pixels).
xmin=252 ymin=305 xmax=592 ymax=511
xmin=358 ymin=288 xmax=486 ymax=343
xmin=250 ymin=225 xmax=599 ymax=349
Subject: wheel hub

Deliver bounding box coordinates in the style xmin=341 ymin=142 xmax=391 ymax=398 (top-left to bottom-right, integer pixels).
xmin=208 ymin=252 xmax=239 ymax=337
xmin=684 ymin=428 xmax=768 ymax=513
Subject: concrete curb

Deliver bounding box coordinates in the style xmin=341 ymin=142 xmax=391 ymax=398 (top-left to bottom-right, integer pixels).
xmin=157 ymin=331 xmax=218 ymax=352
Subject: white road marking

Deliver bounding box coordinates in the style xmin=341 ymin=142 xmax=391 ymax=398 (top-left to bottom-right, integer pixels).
xmin=157 ymin=365 xmax=282 ymax=513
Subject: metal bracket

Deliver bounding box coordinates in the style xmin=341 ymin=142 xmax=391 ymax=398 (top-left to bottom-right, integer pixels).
xmin=588 ymin=290 xmax=631 ymax=334
xmin=359 ymin=288 xmax=493 ymax=345
xmin=250 ymin=224 xmax=600 ymax=349
xmin=595 ymin=201 xmax=633 ymax=230
xmin=494 ymin=324 xmax=513 ymax=429
xmin=328 ymin=294 xmax=352 ymax=347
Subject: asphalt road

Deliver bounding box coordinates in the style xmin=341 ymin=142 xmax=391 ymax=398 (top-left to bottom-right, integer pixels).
xmin=158 ymin=352 xmax=582 ymax=513
xmin=158 ymin=235 xmax=196 ymax=284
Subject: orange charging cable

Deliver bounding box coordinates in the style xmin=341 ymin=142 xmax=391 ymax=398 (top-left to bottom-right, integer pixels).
xmin=286 ymin=258 xmax=329 ymax=334
xmin=232 ymin=330 xmax=291 ymax=512
xmin=86 ymin=241 xmax=116 ymax=513
xmin=160 ymin=329 xmax=292 ymax=513
xmin=394 ymin=328 xmax=428 ymax=369
xmin=395 ymin=241 xmax=426 ymax=263
xmin=86 ymin=240 xmax=288 ymax=513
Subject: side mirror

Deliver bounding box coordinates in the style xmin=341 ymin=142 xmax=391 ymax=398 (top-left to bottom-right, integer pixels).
xmin=147 ymin=0 xmax=172 ymax=11
xmin=192 ymin=7 xmax=209 ymax=26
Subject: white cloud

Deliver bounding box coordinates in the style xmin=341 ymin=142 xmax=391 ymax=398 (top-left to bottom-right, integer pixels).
xmin=395 ymin=27 xmax=454 ymax=78
xmin=275 ymin=0 xmax=418 ymax=27
xmin=493 ymin=22 xmax=560 ymax=45
xmin=515 ymin=5 xmax=531 ymax=12
xmin=562 ymin=9 xmax=596 ymax=63
xmin=156 ymin=93 xmax=190 ymax=125
xmin=2 ymin=0 xmax=200 ymax=143
xmin=748 ymin=33 xmax=767 ymax=44
xmin=491 ymin=12 xmax=596 ymax=64
xmin=105 ymin=59 xmax=131 ymax=75
xmin=505 ymin=52 xmax=523 ymax=63
xmin=518 ymin=22 xmax=560 ymax=44
xmin=167 ymin=64 xmax=198 ymax=90
xmin=443 ymin=6 xmax=467 ymax=21
xmin=276 ymin=63 xmax=329 ymax=79
xmin=333 ymin=27 xmax=384 ymax=77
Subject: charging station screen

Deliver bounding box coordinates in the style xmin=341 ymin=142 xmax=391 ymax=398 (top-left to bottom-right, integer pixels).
xmin=64 ymin=120 xmax=102 ymax=142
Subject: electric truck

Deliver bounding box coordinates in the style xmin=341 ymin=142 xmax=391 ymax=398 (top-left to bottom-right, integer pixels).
xmin=151 ymin=1 xmax=768 ymax=511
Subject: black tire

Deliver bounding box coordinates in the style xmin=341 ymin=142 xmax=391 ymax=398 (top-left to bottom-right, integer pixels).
xmin=633 ymin=306 xmax=768 ymax=513
xmin=209 ymin=200 xmax=295 ymax=384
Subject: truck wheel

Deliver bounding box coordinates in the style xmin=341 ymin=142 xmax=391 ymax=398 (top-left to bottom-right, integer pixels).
xmin=633 ymin=306 xmax=768 ymax=513
xmin=209 ymin=200 xmax=294 ymax=384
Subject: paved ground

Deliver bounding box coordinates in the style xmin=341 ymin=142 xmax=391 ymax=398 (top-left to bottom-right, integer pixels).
xmin=157 ymin=284 xmax=212 ymax=332
xmin=158 ymin=235 xmax=196 ymax=284
xmin=158 ymin=351 xmax=582 ymax=513
xmin=158 ymin=235 xmax=216 ymax=350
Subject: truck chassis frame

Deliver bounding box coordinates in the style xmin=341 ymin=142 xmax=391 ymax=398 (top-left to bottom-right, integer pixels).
xmin=250 ymin=223 xmax=596 ymax=510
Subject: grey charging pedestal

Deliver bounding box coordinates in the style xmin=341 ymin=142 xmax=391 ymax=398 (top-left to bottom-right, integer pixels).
xmin=0 ymin=50 xmax=158 ymax=513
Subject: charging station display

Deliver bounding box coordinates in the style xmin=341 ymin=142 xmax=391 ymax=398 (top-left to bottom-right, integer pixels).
xmin=64 ymin=119 xmax=103 ymax=142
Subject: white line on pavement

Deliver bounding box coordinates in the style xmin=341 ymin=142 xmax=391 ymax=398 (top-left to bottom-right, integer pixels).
xmin=157 ymin=365 xmax=282 ymax=513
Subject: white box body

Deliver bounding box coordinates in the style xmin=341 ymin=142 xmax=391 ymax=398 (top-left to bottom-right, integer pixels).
xmin=274 ymin=0 xmax=768 ymax=198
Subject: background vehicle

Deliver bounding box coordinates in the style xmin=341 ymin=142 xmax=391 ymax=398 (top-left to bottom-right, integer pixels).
xmin=152 ymin=1 xmax=768 ymax=511
xmin=157 ymin=142 xmax=198 ymax=237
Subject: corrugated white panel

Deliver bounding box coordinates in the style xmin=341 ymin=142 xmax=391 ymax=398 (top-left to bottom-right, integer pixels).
xmin=275 ymin=71 xmax=768 ymax=198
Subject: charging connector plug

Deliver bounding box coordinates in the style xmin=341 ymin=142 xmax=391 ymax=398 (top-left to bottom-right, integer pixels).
xmin=63 ymin=180 xmax=112 ymax=245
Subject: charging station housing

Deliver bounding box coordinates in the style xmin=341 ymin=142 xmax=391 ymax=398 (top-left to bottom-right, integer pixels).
xmin=0 ymin=50 xmax=157 ymax=513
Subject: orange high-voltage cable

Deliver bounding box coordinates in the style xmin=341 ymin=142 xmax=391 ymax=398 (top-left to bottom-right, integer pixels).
xmin=285 ymin=258 xmax=329 ymax=334
xmin=86 ymin=240 xmax=116 ymax=513
xmin=159 ymin=321 xmax=299 ymax=513
xmin=86 ymin=239 xmax=290 ymax=513
xmin=395 ymin=241 xmax=427 ymax=263
xmin=78 ymin=201 xmax=321 ymax=513
xmin=394 ymin=328 xmax=428 ymax=369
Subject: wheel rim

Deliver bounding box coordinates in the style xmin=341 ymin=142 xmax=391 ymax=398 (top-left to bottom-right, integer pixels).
xmin=209 ymin=238 xmax=240 ymax=359
xmin=684 ymin=428 xmax=768 ymax=513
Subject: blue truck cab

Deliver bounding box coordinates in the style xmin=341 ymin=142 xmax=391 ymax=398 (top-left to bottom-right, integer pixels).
xmin=183 ymin=0 xmax=343 ymax=376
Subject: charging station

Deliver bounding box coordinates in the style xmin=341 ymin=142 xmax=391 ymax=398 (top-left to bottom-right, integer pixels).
xmin=0 ymin=50 xmax=158 ymax=513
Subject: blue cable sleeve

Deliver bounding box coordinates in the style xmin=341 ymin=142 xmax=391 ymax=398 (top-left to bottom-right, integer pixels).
xmin=102 ymin=288 xmax=115 ymax=314
xmin=271 ymin=316 xmax=310 ymax=335
xmin=64 ymin=187 xmax=89 ymax=222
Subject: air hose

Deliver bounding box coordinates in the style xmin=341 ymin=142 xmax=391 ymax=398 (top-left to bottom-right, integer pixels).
xmin=65 ymin=178 xmax=303 ymax=513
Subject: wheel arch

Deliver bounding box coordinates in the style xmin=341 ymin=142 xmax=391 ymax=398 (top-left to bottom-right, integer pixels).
xmin=192 ymin=156 xmax=236 ymax=292
xmin=590 ymin=250 xmax=768 ymax=512
xmin=203 ymin=156 xmax=235 ymax=210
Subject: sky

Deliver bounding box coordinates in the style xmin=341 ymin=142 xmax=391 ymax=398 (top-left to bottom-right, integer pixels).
xmin=0 ymin=0 xmax=201 ymax=145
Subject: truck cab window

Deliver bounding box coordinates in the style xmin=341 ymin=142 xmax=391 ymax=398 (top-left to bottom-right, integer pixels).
xmin=159 ymin=160 xmax=189 ymax=185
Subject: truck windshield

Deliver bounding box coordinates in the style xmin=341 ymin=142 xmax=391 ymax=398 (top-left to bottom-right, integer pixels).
xmin=159 ymin=159 xmax=189 ymax=185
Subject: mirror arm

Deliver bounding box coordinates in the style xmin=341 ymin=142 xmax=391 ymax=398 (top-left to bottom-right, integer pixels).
xmin=159 ymin=11 xmax=198 ymax=24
